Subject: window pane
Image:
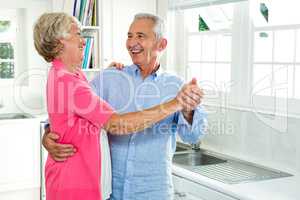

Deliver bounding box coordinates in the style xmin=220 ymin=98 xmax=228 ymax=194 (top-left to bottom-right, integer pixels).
xmin=0 ymin=62 xmax=14 ymax=78
xmin=294 ymin=65 xmax=300 ymax=99
xmin=199 ymin=63 xmax=215 ymax=83
xmin=188 ymin=35 xmax=201 ymax=61
xmin=0 ymin=19 xmax=16 ymax=40
xmin=251 ymin=0 xmax=300 ymax=27
xmin=0 ymin=21 xmax=11 ymax=32
xmin=187 ymin=63 xmax=201 ymax=80
xmin=296 ymin=29 xmax=300 ymax=63
xmin=188 ymin=62 xmax=218 ymax=92
xmin=0 ymin=10 xmax=17 ymax=79
xmin=184 ymin=8 xmax=201 ymax=32
xmin=0 ymin=42 xmax=14 ymax=59
xmin=254 ymin=31 xmax=273 ymax=62
xmin=216 ymin=64 xmax=231 ymax=88
xmin=274 ymin=30 xmax=295 ymax=62
xmin=273 ymin=65 xmax=294 ymax=98
xmin=216 ymin=34 xmax=231 ymax=62
xmin=201 ymin=35 xmax=215 ymax=61
xmin=188 ymin=62 xmax=215 ymax=83
xmin=252 ymin=64 xmax=272 ymax=96
xmin=184 ymin=3 xmax=234 ymax=32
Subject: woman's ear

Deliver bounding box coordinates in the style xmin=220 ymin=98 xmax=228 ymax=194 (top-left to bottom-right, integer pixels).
xmin=56 ymin=39 xmax=65 ymax=55
xmin=59 ymin=38 xmax=66 ymax=45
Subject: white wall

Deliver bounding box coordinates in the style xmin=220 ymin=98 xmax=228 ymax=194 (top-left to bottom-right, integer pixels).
xmin=201 ymin=106 xmax=300 ymax=175
xmin=102 ymin=0 xmax=157 ymax=66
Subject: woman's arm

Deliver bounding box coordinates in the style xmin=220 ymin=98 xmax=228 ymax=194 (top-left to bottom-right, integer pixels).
xmin=103 ymin=98 xmax=181 ymax=135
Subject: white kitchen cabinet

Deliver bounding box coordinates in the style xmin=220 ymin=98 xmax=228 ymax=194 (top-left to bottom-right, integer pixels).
xmin=173 ymin=174 xmax=238 ymax=200
xmin=0 ymin=118 xmax=41 ymax=200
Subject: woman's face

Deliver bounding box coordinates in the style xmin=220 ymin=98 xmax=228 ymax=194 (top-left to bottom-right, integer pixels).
xmin=60 ymin=22 xmax=85 ymax=68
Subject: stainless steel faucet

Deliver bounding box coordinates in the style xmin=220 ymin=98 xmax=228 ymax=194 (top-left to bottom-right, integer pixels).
xmin=191 ymin=141 xmax=201 ymax=151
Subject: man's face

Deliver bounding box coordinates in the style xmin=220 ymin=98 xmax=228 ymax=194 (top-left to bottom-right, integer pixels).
xmin=126 ymin=19 xmax=161 ymax=67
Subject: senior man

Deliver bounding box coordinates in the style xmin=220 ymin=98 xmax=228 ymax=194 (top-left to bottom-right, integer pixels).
xmin=43 ymin=13 xmax=207 ymax=200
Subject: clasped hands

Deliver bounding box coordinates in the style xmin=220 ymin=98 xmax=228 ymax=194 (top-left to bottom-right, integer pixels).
xmin=176 ymin=78 xmax=204 ymax=119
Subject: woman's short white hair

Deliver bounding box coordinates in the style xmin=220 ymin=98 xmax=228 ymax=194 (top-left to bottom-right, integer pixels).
xmin=33 ymin=12 xmax=81 ymax=62
xmin=133 ymin=13 xmax=166 ymax=40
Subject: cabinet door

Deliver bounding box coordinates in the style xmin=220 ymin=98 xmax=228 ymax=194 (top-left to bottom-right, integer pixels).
xmin=102 ymin=0 xmax=156 ymax=65
xmin=173 ymin=175 xmax=238 ymax=200
xmin=0 ymin=119 xmax=40 ymax=194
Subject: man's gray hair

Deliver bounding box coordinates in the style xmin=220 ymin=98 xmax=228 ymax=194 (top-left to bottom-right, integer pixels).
xmin=134 ymin=13 xmax=166 ymax=39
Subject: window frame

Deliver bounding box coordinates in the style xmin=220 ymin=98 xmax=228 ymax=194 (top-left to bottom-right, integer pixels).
xmin=251 ymin=16 xmax=300 ymax=116
xmin=168 ymin=0 xmax=300 ymax=117
xmin=0 ymin=9 xmax=18 ymax=85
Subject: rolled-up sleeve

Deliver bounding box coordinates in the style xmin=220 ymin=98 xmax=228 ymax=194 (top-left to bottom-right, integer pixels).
xmin=72 ymin=79 xmax=115 ymax=128
xmin=176 ymin=106 xmax=207 ymax=144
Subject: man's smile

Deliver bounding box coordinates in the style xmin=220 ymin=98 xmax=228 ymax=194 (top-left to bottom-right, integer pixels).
xmin=129 ymin=45 xmax=144 ymax=54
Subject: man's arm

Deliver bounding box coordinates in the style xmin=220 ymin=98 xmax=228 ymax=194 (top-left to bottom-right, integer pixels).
xmin=103 ymin=98 xmax=182 ymax=135
xmin=176 ymin=106 xmax=207 ymax=144
xmin=102 ymin=77 xmax=204 ymax=135
xmin=175 ymin=78 xmax=207 ymax=143
xmin=177 ymin=78 xmax=203 ymax=124
xmin=42 ymin=98 xmax=182 ymax=161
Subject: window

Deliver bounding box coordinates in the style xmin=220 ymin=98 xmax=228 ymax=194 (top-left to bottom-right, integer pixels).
xmin=168 ymin=0 xmax=300 ymax=115
xmin=184 ymin=3 xmax=234 ymax=92
xmin=0 ymin=9 xmax=17 ymax=79
xmin=251 ymin=0 xmax=300 ymax=100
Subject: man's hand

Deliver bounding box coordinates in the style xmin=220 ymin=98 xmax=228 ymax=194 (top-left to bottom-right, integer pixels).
xmin=42 ymin=128 xmax=76 ymax=162
xmin=176 ymin=78 xmax=204 ymax=123
xmin=107 ymin=61 xmax=124 ymax=70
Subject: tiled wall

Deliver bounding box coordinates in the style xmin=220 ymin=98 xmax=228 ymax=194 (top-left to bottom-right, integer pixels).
xmin=201 ymin=106 xmax=300 ymax=174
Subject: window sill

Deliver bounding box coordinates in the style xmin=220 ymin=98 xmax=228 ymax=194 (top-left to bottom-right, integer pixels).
xmin=204 ymin=100 xmax=300 ymax=120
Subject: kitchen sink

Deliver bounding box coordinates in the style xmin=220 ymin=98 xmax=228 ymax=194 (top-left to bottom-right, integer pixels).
xmin=175 ymin=145 xmax=189 ymax=152
xmin=0 ymin=113 xmax=34 ymax=120
xmin=173 ymin=151 xmax=227 ymax=166
xmin=174 ymin=142 xmax=227 ymax=166
xmin=173 ymin=143 xmax=292 ymax=184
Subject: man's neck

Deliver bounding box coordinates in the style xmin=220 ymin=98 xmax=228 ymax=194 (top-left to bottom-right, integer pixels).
xmin=139 ymin=63 xmax=160 ymax=79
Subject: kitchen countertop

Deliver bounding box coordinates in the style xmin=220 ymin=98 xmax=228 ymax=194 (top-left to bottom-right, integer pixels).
xmin=172 ymin=164 xmax=300 ymax=200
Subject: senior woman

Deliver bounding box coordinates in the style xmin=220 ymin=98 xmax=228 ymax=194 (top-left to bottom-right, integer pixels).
xmin=33 ymin=12 xmax=183 ymax=200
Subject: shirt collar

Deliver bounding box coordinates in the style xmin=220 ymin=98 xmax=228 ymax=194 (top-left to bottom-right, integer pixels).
xmin=52 ymin=59 xmax=65 ymax=70
xmin=133 ymin=64 xmax=162 ymax=80
xmin=52 ymin=59 xmax=81 ymax=76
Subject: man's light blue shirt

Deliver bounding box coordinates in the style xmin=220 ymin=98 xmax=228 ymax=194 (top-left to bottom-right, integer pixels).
xmin=90 ymin=64 xmax=207 ymax=200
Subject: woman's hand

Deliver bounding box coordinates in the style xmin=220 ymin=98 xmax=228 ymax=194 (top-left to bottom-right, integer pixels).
xmin=107 ymin=61 xmax=125 ymax=70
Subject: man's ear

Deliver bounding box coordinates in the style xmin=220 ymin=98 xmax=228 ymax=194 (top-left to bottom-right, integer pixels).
xmin=158 ymin=38 xmax=167 ymax=52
